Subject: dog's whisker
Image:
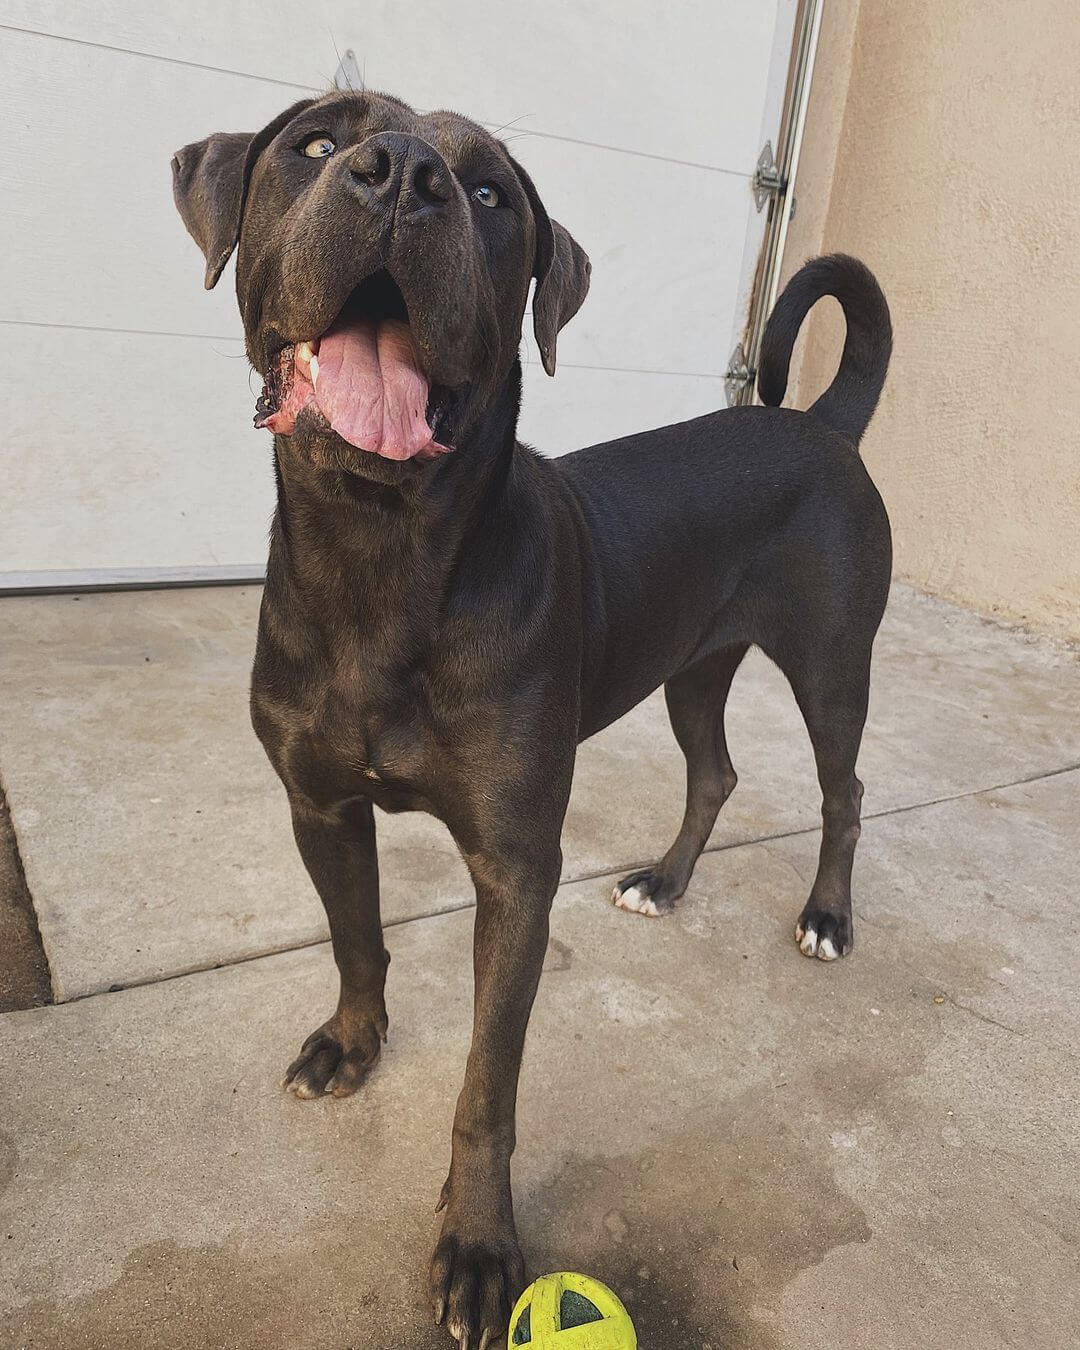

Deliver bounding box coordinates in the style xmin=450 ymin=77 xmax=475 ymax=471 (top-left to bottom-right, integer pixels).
xmin=488 ymin=112 xmax=536 ymax=139
xmin=328 ymin=29 xmax=344 ymax=76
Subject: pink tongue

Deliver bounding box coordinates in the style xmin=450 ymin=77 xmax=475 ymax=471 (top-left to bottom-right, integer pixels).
xmin=313 ymin=316 xmax=448 ymax=461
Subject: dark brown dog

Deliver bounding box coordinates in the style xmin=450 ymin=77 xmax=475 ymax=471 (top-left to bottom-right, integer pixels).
xmin=172 ymin=88 xmax=892 ymax=1347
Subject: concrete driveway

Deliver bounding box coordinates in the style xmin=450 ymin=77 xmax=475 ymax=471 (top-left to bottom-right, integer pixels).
xmin=1 ymin=583 xmax=1077 ymax=1348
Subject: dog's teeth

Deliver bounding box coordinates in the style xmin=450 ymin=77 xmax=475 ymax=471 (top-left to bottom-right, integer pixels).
xmin=310 ymin=353 xmax=319 ymax=383
xmin=296 ymin=340 xmax=314 ymax=363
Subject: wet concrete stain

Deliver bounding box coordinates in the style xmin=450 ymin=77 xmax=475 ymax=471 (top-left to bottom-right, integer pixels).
xmin=0 ymin=1131 xmax=16 ymax=1200
xmin=0 ymin=1224 xmax=440 ymax=1350
xmin=543 ymin=937 xmax=574 ymax=974
xmin=517 ymin=1088 xmax=874 ymax=1349
xmin=2 ymin=1084 xmax=872 ymax=1350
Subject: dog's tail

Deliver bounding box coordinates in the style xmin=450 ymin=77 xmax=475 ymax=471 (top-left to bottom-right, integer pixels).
xmin=757 ymin=254 xmax=892 ymax=448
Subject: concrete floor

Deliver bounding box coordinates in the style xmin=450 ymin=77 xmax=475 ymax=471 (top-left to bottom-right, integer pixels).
xmin=1 ymin=583 xmax=1078 ymax=1348
xmin=0 ymin=786 xmax=50 ymax=1012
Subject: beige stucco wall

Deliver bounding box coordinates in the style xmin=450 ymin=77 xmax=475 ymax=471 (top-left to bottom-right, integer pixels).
xmin=782 ymin=0 xmax=1080 ymax=640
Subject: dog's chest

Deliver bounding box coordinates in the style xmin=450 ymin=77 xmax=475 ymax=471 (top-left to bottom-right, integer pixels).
xmin=254 ymin=660 xmax=435 ymax=813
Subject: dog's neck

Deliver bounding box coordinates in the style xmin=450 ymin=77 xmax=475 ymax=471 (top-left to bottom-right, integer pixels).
xmin=265 ymin=361 xmax=528 ymax=644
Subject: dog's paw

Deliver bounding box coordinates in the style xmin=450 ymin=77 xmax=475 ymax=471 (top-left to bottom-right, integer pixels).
xmin=794 ymin=906 xmax=853 ymax=961
xmin=430 ymin=1224 xmax=525 ymax=1349
xmin=283 ymin=1012 xmax=385 ymax=1099
xmin=611 ymin=869 xmax=680 ymax=917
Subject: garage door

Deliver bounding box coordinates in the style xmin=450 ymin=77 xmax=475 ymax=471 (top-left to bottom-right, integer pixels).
xmin=0 ymin=1 xmax=797 ymax=586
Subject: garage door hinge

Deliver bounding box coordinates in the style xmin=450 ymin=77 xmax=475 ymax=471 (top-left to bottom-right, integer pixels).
xmin=724 ymin=343 xmax=753 ymax=406
xmin=752 ymin=141 xmax=785 ymax=211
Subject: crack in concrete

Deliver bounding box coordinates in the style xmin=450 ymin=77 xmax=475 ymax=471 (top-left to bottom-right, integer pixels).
xmin=559 ymin=759 xmax=1080 ymax=890
xmin=844 ymin=905 xmax=1080 ymax=1065
xmin=39 ymin=758 xmax=1080 ymax=1008
xmin=937 ymin=988 xmax=1079 ymax=1063
xmin=757 ymin=842 xmax=810 ymax=890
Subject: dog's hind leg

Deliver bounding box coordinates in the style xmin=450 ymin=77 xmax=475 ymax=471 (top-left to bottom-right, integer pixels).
xmin=613 ymin=643 xmax=749 ymax=916
xmin=781 ymin=640 xmax=872 ymax=961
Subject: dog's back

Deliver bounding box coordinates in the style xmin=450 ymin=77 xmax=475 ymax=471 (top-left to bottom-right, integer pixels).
xmin=555 ymin=255 xmax=893 ymax=736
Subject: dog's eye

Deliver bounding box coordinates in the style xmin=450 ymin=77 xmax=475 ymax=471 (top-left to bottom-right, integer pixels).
xmin=472 ymin=184 xmax=500 ymax=209
xmin=301 ymin=136 xmax=336 ymax=159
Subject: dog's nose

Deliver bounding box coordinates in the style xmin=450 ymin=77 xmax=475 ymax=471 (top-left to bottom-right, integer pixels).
xmin=347 ymin=133 xmax=452 ymax=216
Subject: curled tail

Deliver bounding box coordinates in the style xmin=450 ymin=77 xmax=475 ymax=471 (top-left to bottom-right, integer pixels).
xmin=757 ymin=254 xmax=892 ymax=448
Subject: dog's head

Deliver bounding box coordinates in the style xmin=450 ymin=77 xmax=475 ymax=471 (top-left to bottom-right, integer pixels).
xmin=172 ymin=91 xmax=590 ymax=470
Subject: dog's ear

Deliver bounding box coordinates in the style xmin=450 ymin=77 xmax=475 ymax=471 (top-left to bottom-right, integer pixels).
xmin=511 ymin=157 xmax=591 ymax=376
xmin=171 ymin=99 xmax=314 ymax=290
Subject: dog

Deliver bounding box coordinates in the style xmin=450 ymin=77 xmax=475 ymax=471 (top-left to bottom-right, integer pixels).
xmin=172 ymin=87 xmax=892 ymax=1347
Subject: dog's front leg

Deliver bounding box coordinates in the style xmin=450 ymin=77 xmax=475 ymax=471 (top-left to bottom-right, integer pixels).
xmin=431 ymin=789 xmax=568 ymax=1348
xmin=282 ymin=797 xmax=389 ymax=1098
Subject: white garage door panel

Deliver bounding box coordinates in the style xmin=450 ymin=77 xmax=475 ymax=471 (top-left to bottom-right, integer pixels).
xmin=0 ymin=5 xmax=795 ymax=578
xmin=520 ymin=365 xmax=727 ymax=458
xmin=1 ymin=329 xmax=271 ymax=573
xmin=515 ymin=144 xmax=747 ymax=376
xmin=0 ymin=339 xmax=727 ymax=577
xmin=0 ymin=30 xmax=288 ymax=339
xmin=3 ymin=27 xmax=746 ymax=380
xmin=0 ymin=2 xmax=781 ymax=171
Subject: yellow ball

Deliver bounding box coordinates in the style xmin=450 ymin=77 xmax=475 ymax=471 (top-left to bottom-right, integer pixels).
xmin=509 ymin=1272 xmax=637 ymax=1348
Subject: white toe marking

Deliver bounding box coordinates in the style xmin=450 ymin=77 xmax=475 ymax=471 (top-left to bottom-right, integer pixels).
xmin=614 ymin=884 xmax=658 ymax=916
xmin=799 ymin=927 xmax=818 ymax=956
xmin=818 ymin=937 xmax=838 ymax=961
xmin=794 ymin=922 xmax=805 ymax=942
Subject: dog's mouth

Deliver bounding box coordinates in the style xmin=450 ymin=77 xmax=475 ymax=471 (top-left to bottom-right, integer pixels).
xmin=254 ymin=271 xmax=462 ymax=462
